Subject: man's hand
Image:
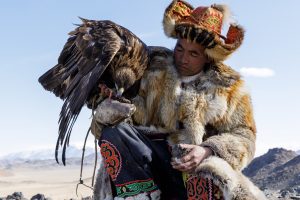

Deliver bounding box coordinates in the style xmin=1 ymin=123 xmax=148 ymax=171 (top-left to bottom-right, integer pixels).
xmin=171 ymin=144 xmax=212 ymax=172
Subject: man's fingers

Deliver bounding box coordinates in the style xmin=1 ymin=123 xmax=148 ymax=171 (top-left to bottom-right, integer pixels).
xmin=181 ymin=153 xmax=194 ymax=162
xmin=178 ymin=143 xmax=194 ymax=149
xmin=181 ymin=147 xmax=199 ymax=162
xmin=171 ymin=145 xmax=213 ymax=172
xmin=171 ymin=159 xmax=198 ymax=171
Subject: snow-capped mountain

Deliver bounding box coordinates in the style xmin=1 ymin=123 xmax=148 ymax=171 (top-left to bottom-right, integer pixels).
xmin=0 ymin=145 xmax=95 ymax=161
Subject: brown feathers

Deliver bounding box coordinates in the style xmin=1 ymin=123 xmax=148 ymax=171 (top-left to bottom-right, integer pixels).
xmin=39 ymin=18 xmax=151 ymax=165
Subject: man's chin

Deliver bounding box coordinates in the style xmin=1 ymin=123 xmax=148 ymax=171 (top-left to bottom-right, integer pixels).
xmin=177 ymin=70 xmax=192 ymax=77
xmin=177 ymin=68 xmax=189 ymax=76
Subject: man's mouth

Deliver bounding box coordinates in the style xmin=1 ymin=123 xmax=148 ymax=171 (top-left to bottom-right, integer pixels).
xmin=178 ymin=65 xmax=189 ymax=70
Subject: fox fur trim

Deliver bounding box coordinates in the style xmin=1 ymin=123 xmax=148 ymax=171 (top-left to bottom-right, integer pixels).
xmin=195 ymin=156 xmax=267 ymax=200
xmin=93 ymin=159 xmax=113 ymax=200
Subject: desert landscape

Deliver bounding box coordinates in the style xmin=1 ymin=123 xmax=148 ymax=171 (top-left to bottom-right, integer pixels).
xmin=0 ymin=164 xmax=95 ymax=199
xmin=0 ymin=147 xmax=98 ymax=200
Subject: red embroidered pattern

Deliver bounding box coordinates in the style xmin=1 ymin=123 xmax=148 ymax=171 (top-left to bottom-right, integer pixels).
xmin=186 ymin=175 xmax=209 ymax=200
xmin=100 ymin=140 xmax=122 ymax=181
xmin=186 ymin=175 xmax=224 ymax=200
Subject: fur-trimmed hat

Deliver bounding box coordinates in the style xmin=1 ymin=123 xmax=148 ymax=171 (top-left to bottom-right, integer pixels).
xmin=163 ymin=0 xmax=244 ymax=61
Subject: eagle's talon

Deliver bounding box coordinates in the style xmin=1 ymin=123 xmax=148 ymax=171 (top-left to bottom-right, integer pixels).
xmin=98 ymin=83 xmax=114 ymax=99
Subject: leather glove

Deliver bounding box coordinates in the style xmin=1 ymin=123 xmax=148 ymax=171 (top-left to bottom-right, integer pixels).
xmin=90 ymin=98 xmax=136 ymax=139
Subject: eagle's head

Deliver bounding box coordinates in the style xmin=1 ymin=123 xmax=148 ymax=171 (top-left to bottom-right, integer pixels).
xmin=114 ymin=67 xmax=137 ymax=97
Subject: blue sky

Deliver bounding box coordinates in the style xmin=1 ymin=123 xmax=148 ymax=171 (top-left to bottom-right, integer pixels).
xmin=0 ymin=0 xmax=299 ymax=157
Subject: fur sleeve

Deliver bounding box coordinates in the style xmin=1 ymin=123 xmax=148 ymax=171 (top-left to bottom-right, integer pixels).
xmin=132 ymin=94 xmax=147 ymax=125
xmin=132 ymin=52 xmax=173 ymax=126
xmin=201 ymin=82 xmax=257 ymax=171
xmin=201 ymin=127 xmax=256 ymax=171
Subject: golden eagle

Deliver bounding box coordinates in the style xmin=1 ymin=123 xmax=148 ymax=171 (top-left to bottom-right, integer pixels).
xmin=38 ymin=17 xmax=165 ymax=165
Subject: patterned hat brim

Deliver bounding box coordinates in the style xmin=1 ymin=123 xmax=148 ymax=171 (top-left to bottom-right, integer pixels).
xmin=163 ymin=0 xmax=245 ymax=62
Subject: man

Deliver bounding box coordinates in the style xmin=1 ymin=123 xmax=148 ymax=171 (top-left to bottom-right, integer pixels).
xmin=92 ymin=1 xmax=267 ymax=199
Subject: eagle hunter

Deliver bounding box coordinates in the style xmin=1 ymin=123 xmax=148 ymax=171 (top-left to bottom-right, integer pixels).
xmin=39 ymin=18 xmax=160 ymax=165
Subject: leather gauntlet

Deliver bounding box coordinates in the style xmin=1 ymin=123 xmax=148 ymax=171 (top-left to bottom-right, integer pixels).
xmin=90 ymin=98 xmax=136 ymax=139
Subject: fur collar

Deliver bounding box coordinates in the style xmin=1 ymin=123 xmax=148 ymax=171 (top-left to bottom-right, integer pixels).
xmin=204 ymin=62 xmax=241 ymax=87
xmin=168 ymin=61 xmax=241 ymax=92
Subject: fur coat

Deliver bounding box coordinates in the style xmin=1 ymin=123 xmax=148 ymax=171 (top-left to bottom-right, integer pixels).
xmin=93 ymin=49 xmax=267 ymax=199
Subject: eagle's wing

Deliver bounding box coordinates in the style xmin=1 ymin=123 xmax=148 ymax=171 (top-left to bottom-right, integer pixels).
xmin=39 ymin=18 xmax=123 ymax=164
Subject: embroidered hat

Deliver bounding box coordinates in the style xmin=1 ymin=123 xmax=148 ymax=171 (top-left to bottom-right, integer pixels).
xmin=163 ymin=0 xmax=244 ymax=61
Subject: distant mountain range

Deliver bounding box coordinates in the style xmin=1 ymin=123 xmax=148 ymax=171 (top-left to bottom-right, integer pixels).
xmin=0 ymin=145 xmax=95 ymax=161
xmin=243 ymin=148 xmax=300 ymax=199
xmin=0 ymin=145 xmax=99 ymax=169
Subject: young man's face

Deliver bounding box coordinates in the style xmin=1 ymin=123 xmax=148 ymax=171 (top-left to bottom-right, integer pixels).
xmin=174 ymin=38 xmax=208 ymax=76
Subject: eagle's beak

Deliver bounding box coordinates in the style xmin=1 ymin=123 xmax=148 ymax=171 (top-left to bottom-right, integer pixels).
xmin=116 ymin=87 xmax=124 ymax=97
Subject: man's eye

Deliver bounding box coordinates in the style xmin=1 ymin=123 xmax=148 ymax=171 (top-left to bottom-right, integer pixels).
xmin=176 ymin=47 xmax=183 ymax=52
xmin=191 ymin=52 xmax=198 ymax=57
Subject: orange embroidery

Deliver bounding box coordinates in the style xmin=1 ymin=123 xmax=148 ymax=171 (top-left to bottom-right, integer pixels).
xmin=100 ymin=140 xmax=122 ymax=181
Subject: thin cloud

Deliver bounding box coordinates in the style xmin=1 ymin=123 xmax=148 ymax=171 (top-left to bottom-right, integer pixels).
xmin=240 ymin=67 xmax=275 ymax=78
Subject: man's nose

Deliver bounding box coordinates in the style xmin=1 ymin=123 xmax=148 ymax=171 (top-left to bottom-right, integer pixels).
xmin=181 ymin=52 xmax=189 ymax=64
